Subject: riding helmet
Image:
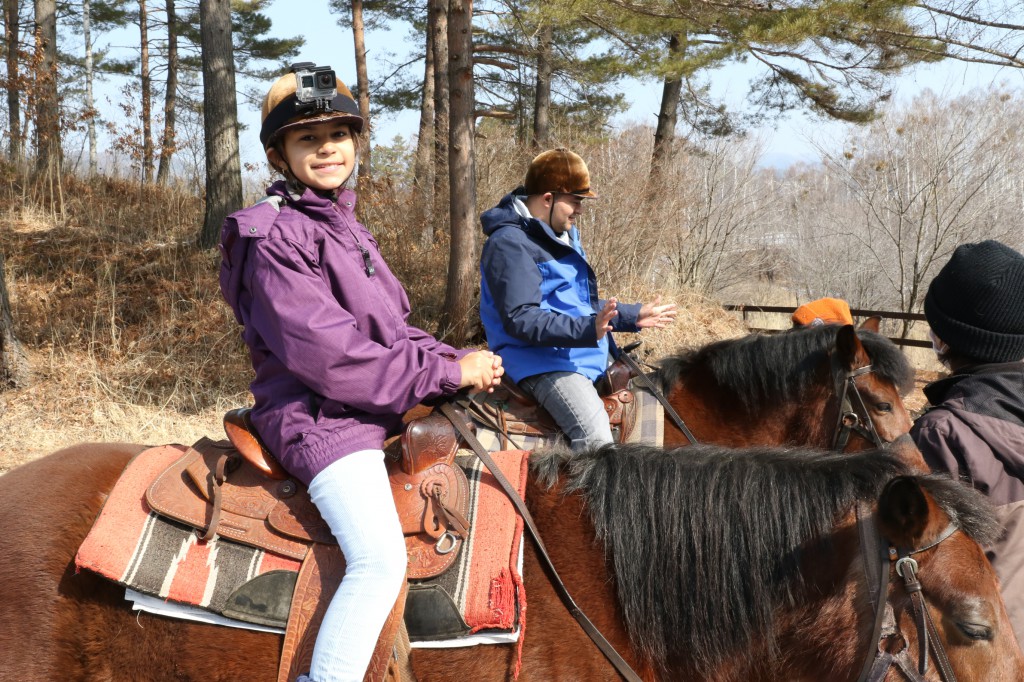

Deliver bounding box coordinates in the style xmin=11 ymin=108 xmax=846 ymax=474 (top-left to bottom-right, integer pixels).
xmin=523 ymin=148 xmax=598 ymax=198
xmin=259 ymin=64 xmax=363 ymax=150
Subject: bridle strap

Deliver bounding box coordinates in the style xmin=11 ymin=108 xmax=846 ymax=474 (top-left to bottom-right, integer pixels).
xmin=857 ymin=508 xmax=960 ymax=682
xmin=832 ymin=363 xmax=884 ymax=451
xmin=438 ymin=401 xmax=645 ymax=682
xmin=894 ymin=529 xmax=959 ymax=682
xmin=857 ymin=502 xmax=891 ymax=682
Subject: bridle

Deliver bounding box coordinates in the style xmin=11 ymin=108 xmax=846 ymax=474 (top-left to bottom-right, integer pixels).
xmin=832 ymin=361 xmax=885 ymax=451
xmin=856 ymin=503 xmax=961 ymax=682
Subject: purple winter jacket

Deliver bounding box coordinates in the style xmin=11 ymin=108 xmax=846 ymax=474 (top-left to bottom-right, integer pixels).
xmin=219 ymin=181 xmax=465 ymax=485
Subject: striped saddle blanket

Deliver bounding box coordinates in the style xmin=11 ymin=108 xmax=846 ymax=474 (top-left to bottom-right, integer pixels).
xmin=75 ymin=443 xmax=528 ymax=644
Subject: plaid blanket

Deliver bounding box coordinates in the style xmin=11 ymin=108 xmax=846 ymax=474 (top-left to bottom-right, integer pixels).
xmin=412 ymin=450 xmax=527 ymax=636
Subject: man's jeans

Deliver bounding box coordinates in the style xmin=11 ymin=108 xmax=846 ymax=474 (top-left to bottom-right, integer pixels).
xmin=519 ymin=371 xmax=613 ymax=451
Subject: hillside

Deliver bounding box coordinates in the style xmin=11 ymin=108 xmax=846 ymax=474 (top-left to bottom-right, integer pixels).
xmin=0 ymin=173 xmax=749 ymax=472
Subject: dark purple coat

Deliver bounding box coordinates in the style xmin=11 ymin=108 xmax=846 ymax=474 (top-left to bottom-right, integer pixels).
xmin=219 ymin=181 xmax=465 ymax=485
xmin=911 ymin=362 xmax=1024 ymax=645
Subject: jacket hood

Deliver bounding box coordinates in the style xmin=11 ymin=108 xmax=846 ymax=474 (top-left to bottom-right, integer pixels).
xmin=219 ymin=181 xmax=357 ymax=322
xmin=480 ymin=189 xmax=530 ymax=237
xmin=480 ymin=188 xmax=573 ymax=248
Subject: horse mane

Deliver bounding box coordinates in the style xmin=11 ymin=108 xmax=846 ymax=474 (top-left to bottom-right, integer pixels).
xmin=655 ymin=326 xmax=916 ymax=415
xmin=530 ymin=443 xmax=999 ymax=675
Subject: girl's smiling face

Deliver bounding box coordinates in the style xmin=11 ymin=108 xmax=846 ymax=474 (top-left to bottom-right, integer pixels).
xmin=270 ymin=119 xmax=356 ymax=191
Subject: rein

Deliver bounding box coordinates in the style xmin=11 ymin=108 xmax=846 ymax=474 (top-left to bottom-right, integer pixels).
xmin=616 ymin=347 xmax=698 ymax=445
xmin=832 ymin=362 xmax=884 ymax=451
xmin=856 ymin=503 xmax=961 ymax=682
xmin=438 ymin=401 xmax=645 ymax=682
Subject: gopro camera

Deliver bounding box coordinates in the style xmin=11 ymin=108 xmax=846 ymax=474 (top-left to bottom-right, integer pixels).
xmin=291 ymin=62 xmax=337 ymax=110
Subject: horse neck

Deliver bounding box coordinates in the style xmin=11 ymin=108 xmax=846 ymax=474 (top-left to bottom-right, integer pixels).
xmin=665 ymin=378 xmax=836 ymax=449
xmin=519 ymin=475 xmax=656 ymax=679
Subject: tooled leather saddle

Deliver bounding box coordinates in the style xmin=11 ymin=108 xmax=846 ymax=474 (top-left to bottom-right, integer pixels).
xmin=145 ymin=406 xmax=474 ymax=682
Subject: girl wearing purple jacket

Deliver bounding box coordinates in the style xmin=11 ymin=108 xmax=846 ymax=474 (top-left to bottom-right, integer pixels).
xmin=219 ymin=64 xmax=502 ymax=682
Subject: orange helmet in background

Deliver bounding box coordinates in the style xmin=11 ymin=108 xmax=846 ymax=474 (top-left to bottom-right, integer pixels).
xmin=792 ymin=298 xmax=854 ymax=327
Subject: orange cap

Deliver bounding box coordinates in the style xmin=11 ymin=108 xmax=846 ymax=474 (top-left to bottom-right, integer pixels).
xmin=792 ymin=298 xmax=853 ymax=327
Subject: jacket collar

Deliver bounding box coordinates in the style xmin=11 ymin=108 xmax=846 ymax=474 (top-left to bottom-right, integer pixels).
xmin=923 ymin=361 xmax=1024 ymax=405
xmin=267 ymin=180 xmax=356 ymax=222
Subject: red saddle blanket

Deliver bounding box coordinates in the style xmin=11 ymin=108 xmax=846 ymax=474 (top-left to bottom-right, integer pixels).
xmin=75 ymin=444 xmax=528 ymax=640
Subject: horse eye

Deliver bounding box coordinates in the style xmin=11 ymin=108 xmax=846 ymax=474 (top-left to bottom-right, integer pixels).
xmin=875 ymin=402 xmax=892 ymax=413
xmin=957 ymin=621 xmax=993 ymax=641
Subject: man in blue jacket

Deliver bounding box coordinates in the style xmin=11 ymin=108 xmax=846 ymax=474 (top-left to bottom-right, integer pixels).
xmin=479 ymin=148 xmax=677 ymax=450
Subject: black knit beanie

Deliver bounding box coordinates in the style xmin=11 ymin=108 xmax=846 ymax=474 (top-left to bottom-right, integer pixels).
xmin=924 ymin=240 xmax=1024 ymax=363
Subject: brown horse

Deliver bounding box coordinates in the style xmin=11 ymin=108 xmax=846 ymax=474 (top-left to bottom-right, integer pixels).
xmin=653 ymin=322 xmax=915 ymax=450
xmin=479 ymin=323 xmax=915 ymax=455
xmin=1 ymin=440 xmax=1019 ymax=681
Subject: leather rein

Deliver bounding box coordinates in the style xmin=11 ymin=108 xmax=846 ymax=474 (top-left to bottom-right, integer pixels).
xmin=856 ymin=502 xmax=961 ymax=682
xmin=437 ymin=400 xmax=646 ymax=682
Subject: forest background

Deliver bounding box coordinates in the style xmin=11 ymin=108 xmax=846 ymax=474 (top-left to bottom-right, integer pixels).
xmin=1 ymin=0 xmax=1023 ymax=467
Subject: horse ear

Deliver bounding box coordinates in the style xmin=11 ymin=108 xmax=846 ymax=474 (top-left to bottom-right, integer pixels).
xmin=835 ymin=324 xmax=870 ymax=371
xmin=859 ymin=316 xmax=882 ymax=333
xmin=876 ymin=476 xmax=931 ymax=548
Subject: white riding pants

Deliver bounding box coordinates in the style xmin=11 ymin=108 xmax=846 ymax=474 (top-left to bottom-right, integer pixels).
xmin=306 ymin=449 xmax=407 ymax=682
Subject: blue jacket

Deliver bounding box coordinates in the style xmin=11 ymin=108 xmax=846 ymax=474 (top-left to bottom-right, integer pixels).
xmin=219 ymin=181 xmax=465 ymax=485
xmin=479 ymin=190 xmax=640 ymax=383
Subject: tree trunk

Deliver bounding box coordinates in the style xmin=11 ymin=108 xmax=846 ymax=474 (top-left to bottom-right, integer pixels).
xmin=139 ymin=0 xmax=153 ymax=183
xmin=430 ymin=0 xmax=449 ymax=237
xmin=351 ymin=0 xmax=371 ymax=175
xmin=83 ymin=0 xmax=97 ymax=174
xmin=33 ymin=0 xmax=61 ymax=174
xmin=414 ymin=14 xmax=435 ymax=248
xmin=198 ymin=0 xmax=242 ymax=249
xmin=650 ymin=33 xmax=682 ymax=183
xmin=4 ymin=0 xmax=22 ymax=164
xmin=0 ymin=252 xmax=29 ymax=390
xmin=156 ymin=0 xmax=178 ymax=184
xmin=440 ymin=0 xmax=476 ymax=346
xmin=532 ymin=23 xmax=552 ymax=149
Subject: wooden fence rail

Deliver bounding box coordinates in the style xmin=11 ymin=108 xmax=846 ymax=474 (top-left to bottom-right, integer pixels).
xmin=723 ymin=304 xmax=932 ymax=349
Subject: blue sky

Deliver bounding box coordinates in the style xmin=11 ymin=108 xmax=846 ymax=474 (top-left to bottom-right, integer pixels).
xmin=99 ymin=1 xmax=1024 ymax=171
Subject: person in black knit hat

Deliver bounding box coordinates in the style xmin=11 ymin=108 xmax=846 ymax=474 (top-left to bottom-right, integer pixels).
xmin=911 ymin=239 xmax=1024 ymax=646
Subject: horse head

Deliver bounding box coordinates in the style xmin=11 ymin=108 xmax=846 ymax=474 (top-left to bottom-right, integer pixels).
xmin=658 ymin=324 xmax=916 ymax=450
xmin=871 ymin=474 xmax=1024 ymax=680
xmin=833 ymin=322 xmax=914 ymax=450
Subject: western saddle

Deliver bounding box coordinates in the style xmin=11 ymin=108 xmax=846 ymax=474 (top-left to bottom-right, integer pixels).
xmin=146 ymin=405 xmax=473 ymax=682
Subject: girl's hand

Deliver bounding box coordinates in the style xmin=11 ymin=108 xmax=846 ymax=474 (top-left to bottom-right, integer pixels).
xmin=458 ymin=351 xmax=504 ymax=392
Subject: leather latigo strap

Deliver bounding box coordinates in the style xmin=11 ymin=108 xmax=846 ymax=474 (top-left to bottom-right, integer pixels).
xmin=438 ymin=401 xmax=645 ymax=682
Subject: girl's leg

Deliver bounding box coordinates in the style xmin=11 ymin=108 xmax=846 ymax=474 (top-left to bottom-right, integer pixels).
xmin=305 ymin=449 xmax=407 ymax=682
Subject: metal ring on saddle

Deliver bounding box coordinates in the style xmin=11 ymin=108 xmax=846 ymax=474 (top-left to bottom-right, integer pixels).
xmin=435 ymin=531 xmax=459 ymax=555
